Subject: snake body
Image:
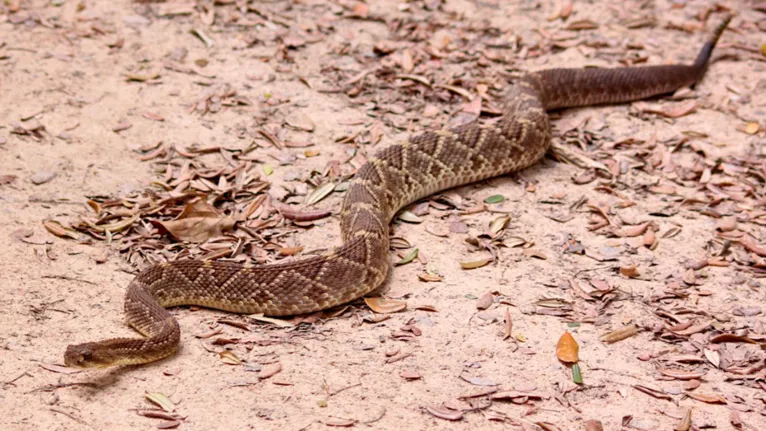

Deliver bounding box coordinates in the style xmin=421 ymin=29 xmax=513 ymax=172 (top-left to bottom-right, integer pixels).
xmin=65 ymin=17 xmax=730 ymax=368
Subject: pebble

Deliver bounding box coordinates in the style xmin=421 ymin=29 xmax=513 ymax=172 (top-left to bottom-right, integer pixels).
xmin=30 ymin=170 xmax=56 ymax=185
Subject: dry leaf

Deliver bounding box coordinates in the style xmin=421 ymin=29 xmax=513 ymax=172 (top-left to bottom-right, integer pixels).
xmin=600 ymin=325 xmax=639 ymax=343
xmin=286 ymin=112 xmax=315 ymax=132
xmin=566 ymin=19 xmax=598 ymax=30
xmin=43 ymin=220 xmax=80 ymax=240
xmin=258 ymin=362 xmax=282 ymax=379
xmin=620 ymin=264 xmax=640 ymax=278
xmin=744 ymin=122 xmax=759 ymax=135
xmin=364 ymin=297 xmax=407 ymax=313
xmin=145 ymin=392 xmax=174 ymax=412
xmin=153 ymin=204 xmax=235 ymax=243
xmin=633 ymin=384 xmax=672 ymax=400
xmin=306 ymin=182 xmax=335 ymax=205
xmin=674 ymin=409 xmax=692 ymax=431
xmin=658 ymin=369 xmax=707 ymax=380
xmin=248 ymin=313 xmax=295 ymax=328
xmin=219 ymin=350 xmax=242 ymax=365
xmin=460 ymin=257 xmax=492 ymax=269
xmin=710 ymin=334 xmax=760 ymax=345
xmin=157 ymin=420 xmax=181 ymax=429
xmin=325 ymin=418 xmax=355 ymax=427
xmin=400 ymin=370 xmax=422 ymax=380
xmin=503 ymin=308 xmax=512 ymax=340
xmin=424 ymin=405 xmax=463 ymax=421
xmin=556 ymin=331 xmax=579 ymax=363
xmin=685 ymin=392 xmax=726 ymax=404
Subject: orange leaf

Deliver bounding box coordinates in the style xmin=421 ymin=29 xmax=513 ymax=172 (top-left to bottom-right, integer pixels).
xmin=556 ymin=331 xmax=579 ymax=363
xmin=364 ymin=297 xmax=407 ymax=314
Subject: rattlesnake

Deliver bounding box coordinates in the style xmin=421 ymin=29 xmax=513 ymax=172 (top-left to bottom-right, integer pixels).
xmin=65 ymin=15 xmax=731 ymax=368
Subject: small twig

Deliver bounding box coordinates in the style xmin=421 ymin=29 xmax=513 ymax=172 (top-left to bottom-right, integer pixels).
xmin=41 ymin=275 xmax=96 ymax=285
xmin=49 ymin=408 xmax=90 ymax=427
xmin=3 ymin=369 xmax=31 ymax=386
xmin=328 ymin=382 xmax=361 ymax=397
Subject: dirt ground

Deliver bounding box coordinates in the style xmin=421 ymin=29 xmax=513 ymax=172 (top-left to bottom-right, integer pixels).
xmin=2 ymin=0 xmax=766 ymax=430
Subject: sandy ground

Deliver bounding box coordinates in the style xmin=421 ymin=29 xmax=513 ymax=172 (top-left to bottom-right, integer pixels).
xmin=2 ymin=0 xmax=766 ymax=430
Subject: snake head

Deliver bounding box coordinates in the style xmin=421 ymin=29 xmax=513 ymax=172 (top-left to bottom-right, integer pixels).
xmin=64 ymin=343 xmax=107 ymax=368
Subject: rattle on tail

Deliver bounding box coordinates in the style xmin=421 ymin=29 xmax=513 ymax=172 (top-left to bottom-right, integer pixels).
xmin=65 ymin=15 xmax=731 ymax=368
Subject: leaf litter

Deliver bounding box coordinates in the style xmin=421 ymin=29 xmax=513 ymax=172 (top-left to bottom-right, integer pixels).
xmin=15 ymin=0 xmax=766 ymax=430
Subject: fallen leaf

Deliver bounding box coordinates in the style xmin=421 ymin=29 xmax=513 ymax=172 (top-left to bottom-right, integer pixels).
xmin=639 ymin=100 xmax=697 ymax=118
xmin=325 ymin=418 xmax=355 ymax=427
xmin=556 ymin=331 xmax=579 ymax=363
xmin=395 ymin=248 xmax=419 ymax=266
xmin=523 ymin=249 xmax=548 ymax=260
xmin=112 ymin=120 xmax=132 ymax=133
xmin=306 ymin=182 xmax=335 ymax=205
xmin=398 ymin=210 xmax=422 ymax=223
xmin=744 ymin=122 xmax=759 ymax=135
xmin=674 ymin=409 xmax=692 ymax=431
xmin=400 ymin=370 xmax=422 ymax=380
xmin=286 ymin=112 xmax=315 ymax=132
xmin=43 ymin=219 xmax=80 ymax=240
xmin=658 ymin=369 xmax=707 ymax=380
xmin=424 ymin=405 xmax=463 ymax=421
xmin=145 ymin=392 xmax=174 ymax=412
xmin=460 ymin=257 xmax=492 ymax=269
xmin=685 ymin=392 xmax=726 ymax=404
xmin=503 ymin=308 xmax=512 ymax=340
xmin=710 ymin=333 xmax=760 ymax=345
xmin=258 ymin=362 xmax=282 ymax=379
xmin=633 ymin=384 xmax=672 ymax=400
xmin=364 ymin=297 xmax=407 ymax=313
xmin=124 ymin=72 xmax=160 ymax=82
xmin=620 ymin=264 xmax=640 ymax=278
xmin=600 ymin=325 xmax=639 ymax=343
xmin=460 ymin=374 xmax=497 ymax=387
xmin=153 ymin=199 xmax=236 ymax=242
xmin=219 ymin=350 xmax=242 ymax=365
xmin=566 ymin=19 xmax=598 ymax=30
xmin=157 ymin=419 xmax=181 ymax=429
xmin=243 ymin=314 xmax=292 ymax=330
xmin=484 ymin=194 xmax=505 ymax=204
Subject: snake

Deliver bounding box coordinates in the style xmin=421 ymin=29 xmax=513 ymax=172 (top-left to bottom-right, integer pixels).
xmin=64 ymin=15 xmax=731 ymax=368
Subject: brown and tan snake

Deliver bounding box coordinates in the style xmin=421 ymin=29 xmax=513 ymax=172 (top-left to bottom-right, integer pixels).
xmin=64 ymin=16 xmax=731 ymax=368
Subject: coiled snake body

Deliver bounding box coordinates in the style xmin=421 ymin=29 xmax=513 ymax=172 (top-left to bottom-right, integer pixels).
xmin=65 ymin=17 xmax=731 ymax=368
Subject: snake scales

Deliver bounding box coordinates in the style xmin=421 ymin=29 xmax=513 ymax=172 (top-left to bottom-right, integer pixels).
xmin=65 ymin=16 xmax=731 ymax=368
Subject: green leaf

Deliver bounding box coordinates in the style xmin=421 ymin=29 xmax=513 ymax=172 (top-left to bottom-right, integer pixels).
xmin=572 ymin=363 xmax=583 ymax=384
xmin=395 ymin=248 xmax=419 ymax=266
xmin=484 ymin=194 xmax=505 ymax=204
xmin=262 ymin=164 xmax=274 ymax=176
